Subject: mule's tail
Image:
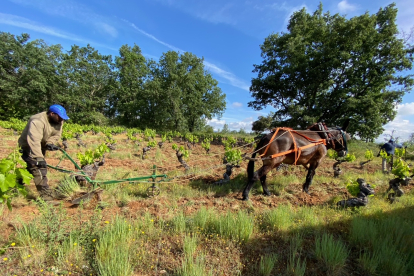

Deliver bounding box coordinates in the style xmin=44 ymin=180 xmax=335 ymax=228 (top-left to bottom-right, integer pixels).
xmin=247 ymin=152 xmax=257 ymax=181
xmin=247 ymin=135 xmax=268 ymax=180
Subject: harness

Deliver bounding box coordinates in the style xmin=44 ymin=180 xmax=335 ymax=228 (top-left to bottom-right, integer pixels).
xmin=259 ymin=127 xmax=327 ymax=165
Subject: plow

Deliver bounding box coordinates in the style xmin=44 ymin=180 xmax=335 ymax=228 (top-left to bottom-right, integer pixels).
xmin=47 ymin=148 xmax=168 ymax=205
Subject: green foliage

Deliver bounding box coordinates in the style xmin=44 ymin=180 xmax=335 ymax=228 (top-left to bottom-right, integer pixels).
xmin=243 ymin=137 xmax=255 ymax=145
xmin=394 ymin=147 xmax=406 ymax=158
xmin=252 ymin=112 xmax=275 ymax=133
xmin=172 ymin=144 xmax=189 ymax=158
xmin=342 ymin=153 xmax=356 ymax=162
xmin=249 ymin=4 xmax=413 ymax=139
xmin=327 ymin=150 xmax=355 ymax=162
xmin=364 ymin=150 xmax=374 ymax=161
xmin=224 ymin=149 xmax=242 ymax=165
xmin=380 ymin=150 xmax=392 ymax=162
xmin=391 ymin=158 xmax=411 ymax=179
xmin=77 ymin=143 xmax=110 ymax=167
xmin=147 ymin=140 xmax=157 ymax=148
xmin=144 ymin=128 xmax=156 ymax=141
xmin=345 ymin=179 xmax=376 ymax=197
xmin=345 ymin=179 xmax=360 ymax=197
xmin=201 ymin=138 xmax=211 ymax=153
xmin=105 ymin=136 xmax=116 ymax=145
xmin=327 ymin=149 xmax=338 ymax=159
xmin=0 ymin=149 xmax=32 ymax=210
xmin=223 ymin=137 xmax=237 ymax=149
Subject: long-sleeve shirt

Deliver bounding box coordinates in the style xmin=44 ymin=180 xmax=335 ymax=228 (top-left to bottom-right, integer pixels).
xmin=18 ymin=112 xmax=63 ymax=159
xmin=380 ymin=141 xmax=403 ymax=156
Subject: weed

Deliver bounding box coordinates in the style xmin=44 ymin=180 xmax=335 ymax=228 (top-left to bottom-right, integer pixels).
xmin=315 ymin=233 xmax=348 ymax=275
xmin=56 ymin=175 xmax=82 ymax=199
xmin=95 ymin=216 xmax=133 ymax=276
xmin=259 ymin=253 xmax=277 ymax=276
xmin=286 ymin=252 xmax=306 ymax=276
xmin=260 ymin=204 xmax=294 ymax=238
xmin=171 ymin=210 xmax=187 ymax=234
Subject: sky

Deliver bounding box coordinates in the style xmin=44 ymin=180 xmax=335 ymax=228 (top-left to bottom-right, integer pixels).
xmin=1 ymin=0 xmax=413 ymax=142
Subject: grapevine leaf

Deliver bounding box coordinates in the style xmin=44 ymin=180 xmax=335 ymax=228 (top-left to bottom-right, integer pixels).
xmin=16 ymin=168 xmax=33 ymax=185
xmin=0 ymin=174 xmax=8 ymax=192
xmin=0 ymin=159 xmax=14 ymax=174
xmin=6 ymin=174 xmax=16 ymax=188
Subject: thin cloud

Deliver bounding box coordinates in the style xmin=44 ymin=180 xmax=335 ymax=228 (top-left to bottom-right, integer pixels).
xmin=195 ymin=3 xmax=237 ymax=25
xmin=337 ymin=0 xmax=357 ymax=13
xmin=232 ymin=102 xmax=243 ymax=108
xmin=124 ymin=19 xmax=250 ymax=91
xmin=0 ymin=13 xmax=81 ymax=41
xmin=95 ymin=22 xmax=118 ymax=38
xmin=8 ymin=0 xmax=118 ymax=37
xmin=203 ymin=61 xmax=250 ymax=91
xmin=125 ymin=20 xmax=184 ymax=52
xmin=0 ymin=13 xmax=117 ymax=50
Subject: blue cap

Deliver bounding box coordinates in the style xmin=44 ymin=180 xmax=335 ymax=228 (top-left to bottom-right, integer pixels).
xmin=49 ymin=104 xmax=69 ymax=120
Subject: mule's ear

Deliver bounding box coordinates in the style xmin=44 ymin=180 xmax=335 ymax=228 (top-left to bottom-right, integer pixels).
xmin=342 ymin=119 xmax=350 ymax=131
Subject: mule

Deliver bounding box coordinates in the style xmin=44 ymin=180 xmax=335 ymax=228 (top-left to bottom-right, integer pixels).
xmin=242 ymin=120 xmax=350 ymax=200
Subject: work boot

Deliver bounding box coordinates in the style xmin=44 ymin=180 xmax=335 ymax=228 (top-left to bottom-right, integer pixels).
xmin=38 ymin=189 xmax=61 ymax=206
xmin=25 ymin=185 xmax=39 ymax=200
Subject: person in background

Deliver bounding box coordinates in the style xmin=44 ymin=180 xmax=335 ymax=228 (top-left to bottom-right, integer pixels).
xmin=18 ymin=104 xmax=69 ymax=202
xmin=377 ymin=138 xmax=404 ymax=172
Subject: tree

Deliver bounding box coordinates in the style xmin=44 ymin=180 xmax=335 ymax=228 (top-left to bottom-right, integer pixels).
xmin=252 ymin=112 xmax=275 ymax=133
xmin=111 ymin=44 xmax=149 ymax=127
xmin=151 ymin=51 xmax=226 ymax=132
xmin=0 ymin=32 xmax=65 ymax=120
xmin=249 ymin=4 xmax=414 ymax=140
xmin=221 ymin=124 xmax=230 ymax=134
xmin=58 ymin=44 xmax=115 ymax=124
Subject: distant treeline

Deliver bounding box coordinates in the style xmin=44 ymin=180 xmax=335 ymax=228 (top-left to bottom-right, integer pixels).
xmin=0 ymin=32 xmax=226 ymax=132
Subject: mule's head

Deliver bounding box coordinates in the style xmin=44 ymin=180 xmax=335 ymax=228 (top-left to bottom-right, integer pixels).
xmin=330 ymin=119 xmax=351 ymax=157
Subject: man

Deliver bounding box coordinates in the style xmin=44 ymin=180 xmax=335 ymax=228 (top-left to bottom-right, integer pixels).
xmin=378 ymin=139 xmax=403 ymax=172
xmin=18 ymin=104 xmax=69 ymax=201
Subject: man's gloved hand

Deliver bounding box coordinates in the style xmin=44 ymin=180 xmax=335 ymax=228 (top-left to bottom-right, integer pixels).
xmin=377 ymin=153 xmax=380 ymax=157
xmin=46 ymin=144 xmax=60 ymax=151
xmin=36 ymin=157 xmax=47 ymax=168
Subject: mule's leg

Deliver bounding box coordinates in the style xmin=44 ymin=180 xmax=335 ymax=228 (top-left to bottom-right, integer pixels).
xmin=260 ymin=174 xmax=271 ymax=196
xmin=242 ymin=164 xmax=273 ymax=200
xmin=303 ymin=163 xmax=318 ymax=194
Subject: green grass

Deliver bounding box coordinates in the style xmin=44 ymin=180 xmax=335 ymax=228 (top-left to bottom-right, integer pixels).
xmin=315 ymin=233 xmax=349 ymax=275
xmin=258 ymin=253 xmax=278 ymax=276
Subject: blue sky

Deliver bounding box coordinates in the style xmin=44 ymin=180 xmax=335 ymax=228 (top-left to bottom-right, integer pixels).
xmin=1 ymin=0 xmax=413 ymax=141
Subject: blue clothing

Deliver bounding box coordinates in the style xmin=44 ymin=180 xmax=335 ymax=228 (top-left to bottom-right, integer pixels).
xmin=380 ymin=140 xmax=403 ymax=156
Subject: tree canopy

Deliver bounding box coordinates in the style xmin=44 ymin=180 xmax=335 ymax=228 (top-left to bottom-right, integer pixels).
xmin=0 ymin=33 xmax=226 ymax=132
xmin=249 ymin=3 xmax=414 ymax=140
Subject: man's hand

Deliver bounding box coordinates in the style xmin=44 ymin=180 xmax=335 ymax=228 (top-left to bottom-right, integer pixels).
xmin=377 ymin=153 xmax=380 ymax=157
xmin=36 ymin=157 xmax=47 ymax=168
xmin=46 ymin=144 xmax=60 ymax=151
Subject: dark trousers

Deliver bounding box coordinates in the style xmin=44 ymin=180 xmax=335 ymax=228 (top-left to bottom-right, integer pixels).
xmin=21 ymin=151 xmax=50 ymax=192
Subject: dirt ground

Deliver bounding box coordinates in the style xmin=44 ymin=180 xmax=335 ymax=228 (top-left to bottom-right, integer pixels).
xmin=0 ymin=128 xmax=392 ymax=228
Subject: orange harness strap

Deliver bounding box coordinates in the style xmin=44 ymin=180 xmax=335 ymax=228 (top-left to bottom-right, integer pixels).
xmin=259 ymin=128 xmax=327 ymax=165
